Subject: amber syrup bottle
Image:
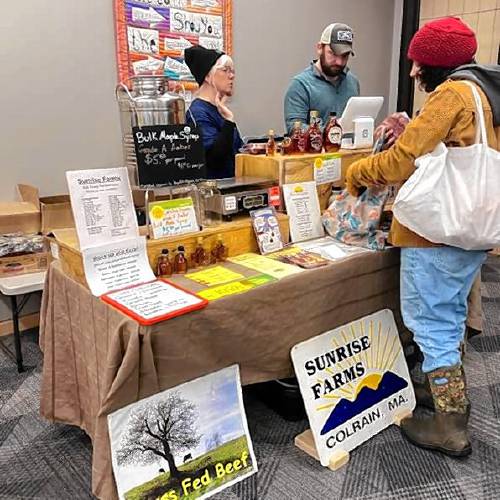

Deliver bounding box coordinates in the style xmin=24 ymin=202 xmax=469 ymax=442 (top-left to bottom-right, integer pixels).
xmin=305 ymin=111 xmax=323 ymax=154
xmin=266 ymin=129 xmax=276 ymax=156
xmin=190 ymin=237 xmax=207 ymax=268
xmin=323 ymin=112 xmax=342 ymax=152
xmin=215 ymin=235 xmax=229 ymax=262
xmin=157 ymin=249 xmax=173 ymax=278
xmin=290 ymin=121 xmax=303 ymax=154
xmin=174 ymin=245 xmax=188 ymax=274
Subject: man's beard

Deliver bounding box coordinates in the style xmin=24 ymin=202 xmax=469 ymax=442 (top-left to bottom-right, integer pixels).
xmin=320 ymin=53 xmax=346 ymax=78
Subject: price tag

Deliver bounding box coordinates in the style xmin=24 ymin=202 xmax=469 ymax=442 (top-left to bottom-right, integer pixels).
xmin=314 ymin=155 xmax=342 ymax=185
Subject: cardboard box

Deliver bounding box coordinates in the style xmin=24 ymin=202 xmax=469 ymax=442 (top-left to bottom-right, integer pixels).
xmin=0 ymin=185 xmax=41 ymax=234
xmin=39 ymin=194 xmax=75 ymax=234
xmin=0 ymin=251 xmax=50 ymax=276
xmin=17 ymin=184 xmax=74 ymax=235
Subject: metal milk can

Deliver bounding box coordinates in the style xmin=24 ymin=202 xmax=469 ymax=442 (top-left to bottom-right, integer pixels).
xmin=116 ymin=76 xmax=186 ymax=186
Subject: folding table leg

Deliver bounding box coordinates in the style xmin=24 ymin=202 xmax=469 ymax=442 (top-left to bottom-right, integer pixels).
xmin=10 ymin=295 xmax=24 ymax=373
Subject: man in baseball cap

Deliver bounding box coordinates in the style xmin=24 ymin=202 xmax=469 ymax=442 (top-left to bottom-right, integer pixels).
xmin=320 ymin=23 xmax=355 ymax=56
xmin=284 ymin=22 xmax=360 ymax=132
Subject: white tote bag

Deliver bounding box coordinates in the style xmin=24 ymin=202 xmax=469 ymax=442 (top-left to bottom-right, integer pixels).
xmin=393 ymin=81 xmax=500 ymax=250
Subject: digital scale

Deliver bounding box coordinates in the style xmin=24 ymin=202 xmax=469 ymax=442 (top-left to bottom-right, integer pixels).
xmin=209 ymin=176 xmax=280 ymax=220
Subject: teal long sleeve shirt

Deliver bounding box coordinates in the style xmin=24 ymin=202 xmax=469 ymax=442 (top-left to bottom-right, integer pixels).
xmin=284 ymin=62 xmax=360 ymax=133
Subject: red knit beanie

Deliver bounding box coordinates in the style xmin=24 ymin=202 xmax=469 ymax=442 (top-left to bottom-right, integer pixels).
xmin=408 ymin=17 xmax=477 ymax=68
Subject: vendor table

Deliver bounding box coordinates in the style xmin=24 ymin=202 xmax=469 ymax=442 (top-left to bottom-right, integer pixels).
xmin=0 ymin=271 xmax=46 ymax=372
xmin=40 ymin=249 xmax=403 ymax=500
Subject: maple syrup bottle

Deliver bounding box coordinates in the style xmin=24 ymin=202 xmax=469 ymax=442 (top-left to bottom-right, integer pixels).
xmin=157 ymin=249 xmax=172 ymax=278
xmin=174 ymin=245 xmax=188 ymax=274
xmin=266 ymin=129 xmax=276 ymax=156
xmin=215 ymin=235 xmax=229 ymax=261
xmin=290 ymin=121 xmax=303 ymax=154
xmin=323 ymin=112 xmax=342 ymax=152
xmin=281 ymin=134 xmax=294 ymax=155
xmin=190 ymin=237 xmax=207 ymax=268
xmin=305 ymin=111 xmax=323 ymax=154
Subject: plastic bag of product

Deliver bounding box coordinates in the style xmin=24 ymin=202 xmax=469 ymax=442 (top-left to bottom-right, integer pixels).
xmin=322 ymin=187 xmax=389 ymax=251
xmin=0 ymin=233 xmax=45 ymax=257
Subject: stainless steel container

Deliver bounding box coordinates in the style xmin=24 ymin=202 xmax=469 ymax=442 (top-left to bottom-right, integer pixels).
xmin=116 ymin=76 xmax=186 ymax=186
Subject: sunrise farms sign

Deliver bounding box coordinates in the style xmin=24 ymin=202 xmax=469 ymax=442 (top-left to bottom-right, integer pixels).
xmin=291 ymin=309 xmax=415 ymax=465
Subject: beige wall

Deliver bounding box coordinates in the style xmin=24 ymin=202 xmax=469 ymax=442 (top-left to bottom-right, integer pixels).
xmin=414 ymin=0 xmax=500 ymax=113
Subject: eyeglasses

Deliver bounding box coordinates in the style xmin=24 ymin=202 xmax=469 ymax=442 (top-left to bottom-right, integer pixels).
xmin=217 ymin=66 xmax=235 ymax=75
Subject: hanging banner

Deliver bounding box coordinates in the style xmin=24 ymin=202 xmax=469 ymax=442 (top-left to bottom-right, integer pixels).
xmin=114 ymin=0 xmax=233 ymax=91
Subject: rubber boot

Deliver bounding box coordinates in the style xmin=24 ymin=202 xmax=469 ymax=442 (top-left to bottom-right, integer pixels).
xmin=413 ymin=378 xmax=434 ymax=410
xmin=401 ymin=365 xmax=471 ymax=457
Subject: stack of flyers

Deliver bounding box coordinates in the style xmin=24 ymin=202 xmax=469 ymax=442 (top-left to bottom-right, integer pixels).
xmin=268 ymin=246 xmax=330 ymax=269
xmin=250 ymin=206 xmax=284 ymax=255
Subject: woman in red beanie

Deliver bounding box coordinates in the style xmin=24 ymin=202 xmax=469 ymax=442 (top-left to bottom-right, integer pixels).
xmin=346 ymin=17 xmax=500 ymax=457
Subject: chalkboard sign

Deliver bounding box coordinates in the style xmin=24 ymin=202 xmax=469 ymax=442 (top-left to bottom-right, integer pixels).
xmin=132 ymin=124 xmax=207 ymax=187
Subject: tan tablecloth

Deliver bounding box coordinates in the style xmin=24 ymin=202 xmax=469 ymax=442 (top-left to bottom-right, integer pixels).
xmin=40 ymin=250 xmax=403 ymax=500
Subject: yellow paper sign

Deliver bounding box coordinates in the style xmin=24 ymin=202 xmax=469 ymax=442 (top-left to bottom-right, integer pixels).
xmin=197 ymin=274 xmax=276 ymax=301
xmin=186 ymin=266 xmax=245 ymax=287
xmin=197 ymin=281 xmax=254 ymax=301
xmin=229 ymin=253 xmax=303 ymax=279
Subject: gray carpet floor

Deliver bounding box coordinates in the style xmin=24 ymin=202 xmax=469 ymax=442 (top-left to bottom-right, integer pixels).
xmin=1 ymin=256 xmax=500 ymax=500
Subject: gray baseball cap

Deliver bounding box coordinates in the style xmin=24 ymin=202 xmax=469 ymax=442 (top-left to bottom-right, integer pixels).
xmin=320 ymin=23 xmax=355 ymax=56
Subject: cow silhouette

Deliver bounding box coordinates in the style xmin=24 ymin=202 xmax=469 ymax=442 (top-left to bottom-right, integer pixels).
xmin=183 ymin=453 xmax=192 ymax=463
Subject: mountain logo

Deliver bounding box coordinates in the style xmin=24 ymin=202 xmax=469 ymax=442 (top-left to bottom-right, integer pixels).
xmin=320 ymin=371 xmax=408 ymax=435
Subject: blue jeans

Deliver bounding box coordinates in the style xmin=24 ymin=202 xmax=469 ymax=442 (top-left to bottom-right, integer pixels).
xmin=400 ymin=247 xmax=486 ymax=373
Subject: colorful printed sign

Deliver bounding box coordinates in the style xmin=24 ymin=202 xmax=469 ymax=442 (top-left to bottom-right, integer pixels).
xmin=250 ymin=206 xmax=284 ymax=255
xmin=148 ymin=198 xmax=199 ymax=239
xmin=291 ymin=310 xmax=415 ymax=466
xmin=115 ymin=0 xmax=233 ymax=87
xmin=313 ymin=154 xmax=342 ymax=185
xmin=109 ymin=365 xmax=257 ymax=500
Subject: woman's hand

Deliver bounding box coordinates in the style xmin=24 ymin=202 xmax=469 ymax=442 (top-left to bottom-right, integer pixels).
xmin=215 ymin=92 xmax=234 ymax=122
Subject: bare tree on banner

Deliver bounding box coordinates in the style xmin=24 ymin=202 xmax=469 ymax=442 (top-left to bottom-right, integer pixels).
xmin=116 ymin=391 xmax=201 ymax=479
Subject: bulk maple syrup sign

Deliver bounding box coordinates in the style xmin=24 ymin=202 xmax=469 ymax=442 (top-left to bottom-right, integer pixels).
xmin=291 ymin=309 xmax=415 ymax=465
xmin=132 ymin=124 xmax=206 ymax=187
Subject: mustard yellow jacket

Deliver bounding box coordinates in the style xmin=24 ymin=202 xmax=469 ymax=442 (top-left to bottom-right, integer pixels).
xmin=346 ymin=80 xmax=500 ymax=247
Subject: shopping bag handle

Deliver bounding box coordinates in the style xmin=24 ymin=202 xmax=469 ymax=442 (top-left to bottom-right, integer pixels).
xmin=462 ymin=81 xmax=488 ymax=146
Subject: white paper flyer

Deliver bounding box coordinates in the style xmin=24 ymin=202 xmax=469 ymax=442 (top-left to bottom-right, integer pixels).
xmin=66 ymin=167 xmax=138 ymax=250
xmin=82 ymin=237 xmax=155 ymax=296
xmin=283 ymin=181 xmax=324 ymax=243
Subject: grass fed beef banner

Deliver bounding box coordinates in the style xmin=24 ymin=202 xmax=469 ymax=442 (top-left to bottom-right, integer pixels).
xmin=108 ymin=365 xmax=257 ymax=500
xmin=133 ymin=124 xmax=207 ymax=187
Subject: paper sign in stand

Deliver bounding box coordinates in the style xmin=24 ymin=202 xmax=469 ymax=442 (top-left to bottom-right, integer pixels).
xmin=291 ymin=309 xmax=415 ymax=471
